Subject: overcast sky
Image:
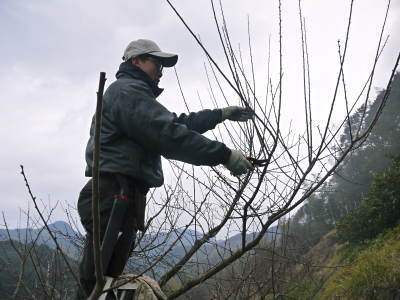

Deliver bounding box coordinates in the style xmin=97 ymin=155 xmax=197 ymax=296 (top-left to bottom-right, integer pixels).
xmin=1 ymin=0 xmax=399 ymax=229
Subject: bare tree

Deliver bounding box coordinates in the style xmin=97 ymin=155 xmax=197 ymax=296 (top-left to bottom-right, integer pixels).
xmin=2 ymin=0 xmax=399 ymax=299
xmin=133 ymin=0 xmax=399 ymax=298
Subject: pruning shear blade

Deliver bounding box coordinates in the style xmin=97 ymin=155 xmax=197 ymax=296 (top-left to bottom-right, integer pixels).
xmin=246 ymin=156 xmax=268 ymax=167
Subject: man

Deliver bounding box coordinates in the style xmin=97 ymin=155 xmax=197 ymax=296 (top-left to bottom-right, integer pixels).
xmin=77 ymin=39 xmax=253 ymax=297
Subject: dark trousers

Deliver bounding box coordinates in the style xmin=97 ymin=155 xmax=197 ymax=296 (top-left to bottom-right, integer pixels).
xmin=76 ymin=174 xmax=140 ymax=299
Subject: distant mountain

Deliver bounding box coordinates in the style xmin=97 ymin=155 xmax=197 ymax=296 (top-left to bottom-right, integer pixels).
xmin=135 ymin=227 xmax=212 ymax=255
xmin=216 ymin=226 xmax=280 ymax=249
xmin=127 ymin=225 xmax=280 ymax=278
xmin=0 ymin=221 xmax=82 ymax=258
xmin=1 ymin=220 xmax=280 ymax=281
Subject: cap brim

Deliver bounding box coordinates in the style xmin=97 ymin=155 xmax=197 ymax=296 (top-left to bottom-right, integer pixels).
xmin=149 ymin=51 xmax=178 ymax=67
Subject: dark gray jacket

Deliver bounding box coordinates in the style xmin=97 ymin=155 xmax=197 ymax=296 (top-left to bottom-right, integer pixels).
xmin=85 ymin=62 xmax=230 ymax=188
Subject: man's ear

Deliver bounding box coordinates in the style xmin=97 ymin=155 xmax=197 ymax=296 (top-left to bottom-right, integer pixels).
xmin=131 ymin=57 xmax=138 ymax=66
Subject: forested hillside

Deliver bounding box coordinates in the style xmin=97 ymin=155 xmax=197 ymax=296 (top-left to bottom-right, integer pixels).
xmin=289 ymin=72 xmax=400 ymax=248
xmin=281 ymin=155 xmax=400 ymax=299
xmin=270 ymin=72 xmax=400 ymax=298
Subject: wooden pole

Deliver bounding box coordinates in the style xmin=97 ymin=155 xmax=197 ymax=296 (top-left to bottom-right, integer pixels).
xmin=88 ymin=72 xmax=107 ymax=300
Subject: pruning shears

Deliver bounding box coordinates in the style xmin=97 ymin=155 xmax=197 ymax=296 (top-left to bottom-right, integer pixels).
xmin=246 ymin=156 xmax=269 ymax=167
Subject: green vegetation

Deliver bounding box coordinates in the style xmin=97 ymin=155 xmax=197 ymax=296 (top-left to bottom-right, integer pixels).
xmin=320 ymin=225 xmax=400 ymax=299
xmin=336 ymin=155 xmax=400 ymax=243
xmin=278 ymin=224 xmax=400 ymax=299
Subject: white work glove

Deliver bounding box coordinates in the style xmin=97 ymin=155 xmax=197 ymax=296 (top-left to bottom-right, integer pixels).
xmin=224 ymin=149 xmax=253 ymax=176
xmin=221 ymin=106 xmax=254 ymax=122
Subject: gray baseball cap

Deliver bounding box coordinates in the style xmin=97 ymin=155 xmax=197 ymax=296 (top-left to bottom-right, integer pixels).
xmin=122 ymin=39 xmax=178 ymax=67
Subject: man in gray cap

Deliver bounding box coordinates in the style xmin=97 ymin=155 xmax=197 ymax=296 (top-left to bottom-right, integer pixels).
xmin=76 ymin=39 xmax=253 ymax=298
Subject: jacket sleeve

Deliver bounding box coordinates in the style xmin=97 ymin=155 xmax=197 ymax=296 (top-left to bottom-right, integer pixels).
xmin=113 ymin=85 xmax=230 ymax=166
xmin=172 ymin=109 xmax=222 ymax=134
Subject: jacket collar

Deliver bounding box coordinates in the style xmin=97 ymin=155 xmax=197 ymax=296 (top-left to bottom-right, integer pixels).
xmin=116 ymin=61 xmax=164 ymax=97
